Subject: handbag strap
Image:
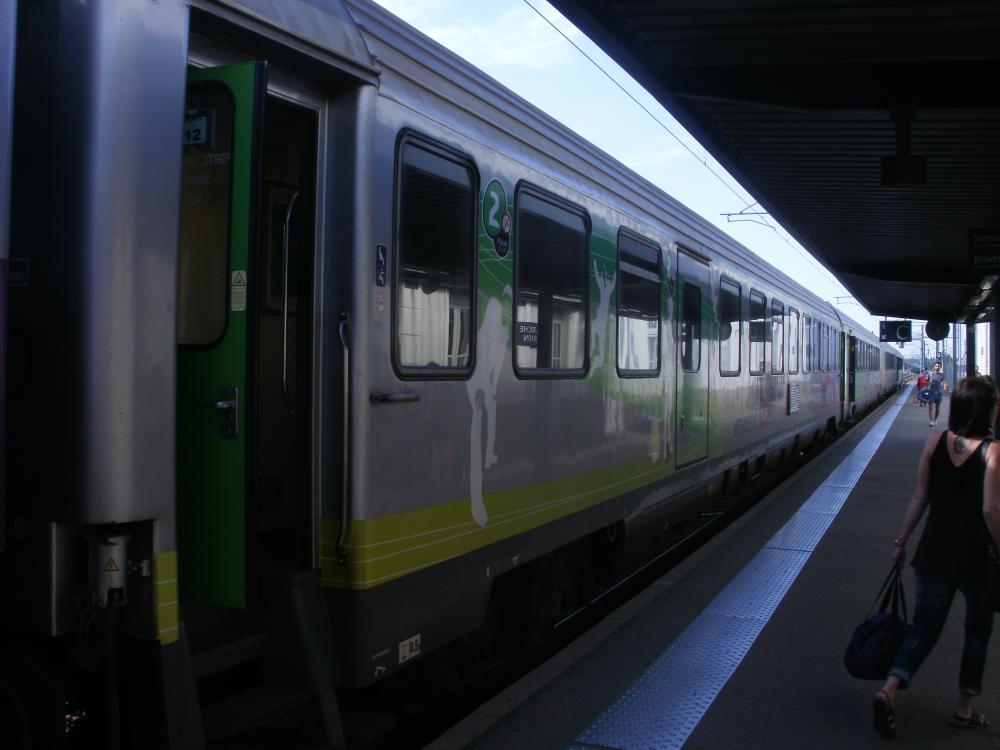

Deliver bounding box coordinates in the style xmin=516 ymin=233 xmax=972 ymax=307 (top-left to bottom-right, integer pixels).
xmin=870 ymin=565 xmax=909 ymax=625
xmin=890 ymin=566 xmax=908 ymax=625
xmin=871 ymin=565 xmax=900 ymax=616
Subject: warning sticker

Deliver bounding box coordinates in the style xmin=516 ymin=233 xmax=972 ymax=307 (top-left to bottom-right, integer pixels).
xmin=231 ymin=270 xmax=247 ymax=312
xmin=104 ymin=558 xmax=120 ymax=573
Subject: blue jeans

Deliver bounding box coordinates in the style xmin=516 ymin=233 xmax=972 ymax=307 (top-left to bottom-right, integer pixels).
xmin=889 ymin=571 xmax=993 ymax=694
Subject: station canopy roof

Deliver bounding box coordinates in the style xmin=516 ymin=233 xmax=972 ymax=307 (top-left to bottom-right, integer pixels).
xmin=549 ymin=0 xmax=1000 ymax=324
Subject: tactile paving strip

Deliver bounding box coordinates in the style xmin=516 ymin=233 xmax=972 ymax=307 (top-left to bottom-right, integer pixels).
xmin=766 ymin=509 xmax=837 ymax=552
xmin=572 ymin=386 xmax=911 ymax=750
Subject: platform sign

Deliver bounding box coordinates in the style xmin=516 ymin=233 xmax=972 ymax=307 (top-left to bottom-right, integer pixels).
xmin=516 ymin=321 xmax=538 ymax=348
xmin=970 ymin=230 xmax=1000 ymax=270
xmin=879 ymin=320 xmax=911 ymax=343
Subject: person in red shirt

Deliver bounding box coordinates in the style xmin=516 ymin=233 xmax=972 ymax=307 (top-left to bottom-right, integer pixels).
xmin=915 ymin=370 xmax=929 ymax=407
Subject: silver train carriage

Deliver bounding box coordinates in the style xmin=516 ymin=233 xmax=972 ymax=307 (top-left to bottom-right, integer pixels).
xmin=0 ymin=0 xmax=903 ymax=747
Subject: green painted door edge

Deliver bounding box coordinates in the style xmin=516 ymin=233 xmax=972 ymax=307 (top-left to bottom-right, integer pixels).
xmin=176 ymin=61 xmax=266 ymax=609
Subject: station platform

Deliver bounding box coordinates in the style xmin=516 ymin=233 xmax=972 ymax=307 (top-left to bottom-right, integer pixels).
xmin=427 ymin=385 xmax=1000 ymax=749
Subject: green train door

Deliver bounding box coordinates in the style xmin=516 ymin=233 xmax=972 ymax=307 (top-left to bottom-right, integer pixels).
xmin=176 ymin=62 xmax=267 ymax=609
xmin=676 ymin=251 xmax=710 ymax=466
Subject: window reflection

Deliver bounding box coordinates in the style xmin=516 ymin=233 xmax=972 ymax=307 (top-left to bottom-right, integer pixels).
xmin=749 ymin=290 xmax=766 ymax=375
xmin=618 ymin=234 xmax=661 ymax=373
xmin=178 ymin=86 xmax=234 ymax=346
xmin=680 ymin=280 xmax=701 ymax=372
xmin=788 ymin=309 xmax=799 ymax=374
xmin=719 ymin=278 xmax=741 ymax=374
xmin=396 ymin=143 xmax=474 ymax=370
xmin=771 ymin=300 xmax=784 ymax=373
xmin=515 ymin=191 xmax=587 ymax=372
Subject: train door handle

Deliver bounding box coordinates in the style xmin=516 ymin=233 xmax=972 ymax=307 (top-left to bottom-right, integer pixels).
xmin=197 ymin=385 xmax=239 ymax=438
xmin=680 ymin=414 xmax=685 ymax=429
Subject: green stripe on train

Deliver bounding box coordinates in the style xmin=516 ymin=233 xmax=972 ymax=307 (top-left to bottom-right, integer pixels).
xmin=319 ymin=454 xmax=670 ymax=589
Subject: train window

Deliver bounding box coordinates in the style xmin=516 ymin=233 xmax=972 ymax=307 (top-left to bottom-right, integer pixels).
xmin=788 ymin=308 xmax=800 ymax=374
xmin=680 ymin=277 xmax=701 ymax=372
xmin=771 ymin=300 xmax=784 ymax=373
xmin=719 ymin=277 xmax=741 ymax=375
xmin=802 ymin=315 xmax=810 ymax=373
xmin=813 ymin=320 xmax=821 ymax=371
xmin=820 ymin=324 xmax=828 ymax=371
xmin=749 ymin=290 xmax=766 ymax=375
xmin=395 ymin=140 xmax=476 ymax=374
xmin=514 ymin=187 xmax=588 ymax=375
xmin=617 ymin=231 xmax=661 ymax=375
xmin=178 ymin=84 xmax=235 ymax=346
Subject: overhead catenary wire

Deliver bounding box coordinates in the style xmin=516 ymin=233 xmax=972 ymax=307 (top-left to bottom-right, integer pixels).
xmin=520 ymin=0 xmax=849 ymax=294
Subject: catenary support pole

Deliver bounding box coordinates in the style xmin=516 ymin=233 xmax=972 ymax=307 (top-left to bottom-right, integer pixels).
xmin=967 ymin=323 xmax=976 ymax=378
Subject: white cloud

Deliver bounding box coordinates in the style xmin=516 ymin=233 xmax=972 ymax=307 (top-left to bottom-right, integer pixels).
xmin=371 ymin=0 xmax=453 ymax=27
xmin=422 ymin=5 xmax=584 ymax=71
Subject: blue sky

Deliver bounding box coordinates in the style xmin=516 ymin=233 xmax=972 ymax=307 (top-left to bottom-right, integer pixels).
xmin=370 ymin=0 xmax=914 ymax=350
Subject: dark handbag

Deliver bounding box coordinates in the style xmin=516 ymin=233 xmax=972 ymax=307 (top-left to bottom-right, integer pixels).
xmin=844 ymin=565 xmax=908 ymax=679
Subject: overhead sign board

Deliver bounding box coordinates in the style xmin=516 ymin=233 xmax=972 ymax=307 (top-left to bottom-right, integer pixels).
xmin=970 ymin=230 xmax=1000 ymax=270
xmin=879 ymin=320 xmax=911 ymax=343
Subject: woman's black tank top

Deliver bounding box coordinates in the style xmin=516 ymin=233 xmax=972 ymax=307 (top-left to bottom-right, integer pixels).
xmin=912 ymin=433 xmax=992 ymax=579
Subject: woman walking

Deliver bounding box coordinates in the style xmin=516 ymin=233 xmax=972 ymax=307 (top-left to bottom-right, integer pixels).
xmin=872 ymin=376 xmax=1000 ymax=738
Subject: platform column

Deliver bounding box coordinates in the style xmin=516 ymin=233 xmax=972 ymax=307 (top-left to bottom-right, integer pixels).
xmin=992 ymin=305 xmax=1000 ymax=380
xmin=967 ymin=322 xmax=976 ymax=378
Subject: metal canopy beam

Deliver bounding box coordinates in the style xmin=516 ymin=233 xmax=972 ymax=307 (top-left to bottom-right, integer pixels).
xmin=669 ymin=62 xmax=1000 ymax=111
xmin=549 ymin=0 xmax=1000 ymax=323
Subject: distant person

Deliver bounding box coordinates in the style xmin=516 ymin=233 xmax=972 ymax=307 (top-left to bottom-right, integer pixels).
xmin=928 ymin=362 xmax=948 ymax=426
xmin=915 ymin=370 xmax=929 ymax=407
xmin=872 ymin=376 xmax=1000 ymax=737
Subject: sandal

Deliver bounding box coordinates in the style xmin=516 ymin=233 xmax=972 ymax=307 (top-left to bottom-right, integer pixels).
xmin=873 ymin=690 xmax=897 ymax=738
xmin=949 ymin=711 xmax=990 ymax=728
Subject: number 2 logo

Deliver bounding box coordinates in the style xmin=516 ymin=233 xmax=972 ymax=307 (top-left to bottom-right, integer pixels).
xmin=482 ymin=179 xmax=507 ymax=239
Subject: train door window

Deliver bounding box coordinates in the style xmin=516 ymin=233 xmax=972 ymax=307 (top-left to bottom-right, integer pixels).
xmin=749 ymin=290 xmax=766 ymax=375
xmin=814 ymin=320 xmax=821 ymax=371
xmin=802 ymin=315 xmax=810 ymax=373
xmin=719 ymin=277 xmax=741 ymax=375
xmin=617 ymin=231 xmax=661 ymax=375
xmin=395 ymin=138 xmax=476 ymax=374
xmin=820 ymin=324 xmax=827 ymax=371
xmin=178 ymin=85 xmax=234 ymax=345
xmin=771 ymin=299 xmax=784 ymax=373
xmin=680 ymin=274 xmax=701 ymax=372
xmin=788 ymin=308 xmax=799 ymax=374
xmin=514 ymin=186 xmax=588 ymax=375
